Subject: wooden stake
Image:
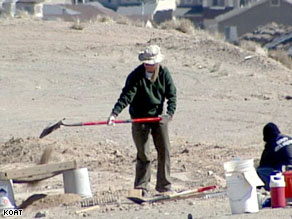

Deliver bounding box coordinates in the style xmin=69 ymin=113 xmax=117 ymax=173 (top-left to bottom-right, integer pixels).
xmin=75 ymin=205 xmax=100 ymax=214
xmin=128 ymin=188 xmax=142 ymax=198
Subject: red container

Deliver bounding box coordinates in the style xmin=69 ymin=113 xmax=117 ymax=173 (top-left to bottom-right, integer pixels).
xmin=270 ymin=187 xmax=286 ymax=208
xmin=283 ymin=171 xmax=292 ymax=199
xmin=270 ymin=174 xmax=286 ymax=208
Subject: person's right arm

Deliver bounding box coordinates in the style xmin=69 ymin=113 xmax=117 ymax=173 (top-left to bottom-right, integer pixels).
xmin=111 ymin=73 xmax=138 ymax=116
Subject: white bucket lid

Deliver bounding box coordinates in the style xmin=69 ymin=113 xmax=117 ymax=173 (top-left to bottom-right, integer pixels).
xmin=224 ymin=159 xmax=254 ymax=173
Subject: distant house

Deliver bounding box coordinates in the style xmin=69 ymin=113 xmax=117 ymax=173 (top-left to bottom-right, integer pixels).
xmin=206 ymin=0 xmax=292 ymax=42
xmin=175 ymin=0 xmax=259 ymax=28
xmin=174 ymin=0 xmax=204 ymax=27
xmin=264 ymin=31 xmax=292 ymax=57
xmin=265 ymin=32 xmax=292 ymax=49
xmin=1 ymin=0 xmax=17 ymax=16
xmin=97 ymin=0 xmax=140 ymax=10
xmin=98 ymin=0 xmax=176 ymax=24
xmin=17 ymin=0 xmax=45 ymax=17
xmin=45 ymin=0 xmax=73 ymax=4
xmin=97 ymin=0 xmax=253 ymax=27
xmin=43 ymin=2 xmax=123 ymax=21
xmin=153 ymin=0 xmax=176 ymax=24
xmin=1 ymin=0 xmax=73 ymax=17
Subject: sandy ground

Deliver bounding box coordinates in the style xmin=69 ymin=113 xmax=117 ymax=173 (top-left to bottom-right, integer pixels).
xmin=1 ymin=17 xmax=292 ymax=218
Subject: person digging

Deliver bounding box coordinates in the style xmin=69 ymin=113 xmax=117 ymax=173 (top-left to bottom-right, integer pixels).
xmin=107 ymin=45 xmax=177 ymax=197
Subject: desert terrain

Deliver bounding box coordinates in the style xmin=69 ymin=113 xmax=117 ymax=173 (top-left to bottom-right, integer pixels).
xmin=1 ymin=16 xmax=292 ymax=218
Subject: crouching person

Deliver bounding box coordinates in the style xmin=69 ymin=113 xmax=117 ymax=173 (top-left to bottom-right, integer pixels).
xmin=257 ymin=122 xmax=292 ymax=191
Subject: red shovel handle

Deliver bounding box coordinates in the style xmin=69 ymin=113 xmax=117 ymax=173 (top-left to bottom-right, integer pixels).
xmin=131 ymin=117 xmax=162 ymax=123
xmin=82 ymin=121 xmax=107 ymax=125
xmin=81 ymin=117 xmax=162 ymax=126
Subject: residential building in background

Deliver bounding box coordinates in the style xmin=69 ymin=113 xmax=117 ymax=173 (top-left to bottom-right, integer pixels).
xmin=210 ymin=0 xmax=292 ymax=43
xmin=1 ymin=0 xmax=291 ymax=53
xmin=97 ymin=0 xmax=176 ymax=24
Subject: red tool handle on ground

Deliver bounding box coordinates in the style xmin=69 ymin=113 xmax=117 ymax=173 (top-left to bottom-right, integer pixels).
xmin=197 ymin=185 xmax=217 ymax=193
xmin=127 ymin=185 xmax=217 ymax=204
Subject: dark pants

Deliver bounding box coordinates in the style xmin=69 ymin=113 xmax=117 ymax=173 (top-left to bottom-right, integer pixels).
xmin=132 ymin=122 xmax=171 ymax=192
xmin=256 ymin=167 xmax=276 ymax=191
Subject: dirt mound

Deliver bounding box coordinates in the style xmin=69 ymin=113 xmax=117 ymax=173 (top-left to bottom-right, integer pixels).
xmin=0 ymin=137 xmax=45 ymax=164
xmin=19 ymin=193 xmax=82 ymax=211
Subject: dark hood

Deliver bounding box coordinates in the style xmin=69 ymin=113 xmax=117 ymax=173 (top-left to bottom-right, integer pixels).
xmin=263 ymin=122 xmax=281 ymax=142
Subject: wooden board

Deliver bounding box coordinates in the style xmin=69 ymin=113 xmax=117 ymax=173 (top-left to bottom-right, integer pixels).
xmin=13 ymin=172 xmax=60 ymax=183
xmin=0 ymin=161 xmax=77 ymax=181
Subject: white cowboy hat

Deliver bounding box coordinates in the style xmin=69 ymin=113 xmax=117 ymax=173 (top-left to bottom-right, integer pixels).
xmin=138 ymin=45 xmax=164 ymax=65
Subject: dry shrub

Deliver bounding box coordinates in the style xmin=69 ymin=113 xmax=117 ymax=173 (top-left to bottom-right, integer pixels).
xmin=240 ymin=40 xmax=260 ymax=52
xmin=0 ymin=9 xmax=30 ymax=19
xmin=0 ymin=13 xmax=11 ymax=19
xmin=159 ymin=19 xmax=177 ymax=30
xmin=207 ymin=30 xmax=225 ymax=41
xmin=268 ymin=49 xmax=292 ymax=69
xmin=94 ymin=15 xmax=114 ymax=23
xmin=116 ymin=16 xmax=131 ymax=25
xmin=0 ymin=8 xmax=11 ymax=19
xmin=159 ymin=18 xmax=196 ymax=35
xmin=15 ymin=10 xmax=32 ymax=19
xmin=240 ymin=40 xmax=267 ymax=56
xmin=71 ymin=18 xmax=84 ymax=30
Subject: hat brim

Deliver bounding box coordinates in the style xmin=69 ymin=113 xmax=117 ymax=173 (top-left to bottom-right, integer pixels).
xmin=138 ymin=53 xmax=164 ymax=64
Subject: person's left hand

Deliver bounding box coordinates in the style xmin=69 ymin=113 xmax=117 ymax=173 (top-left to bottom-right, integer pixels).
xmin=159 ymin=114 xmax=172 ymax=124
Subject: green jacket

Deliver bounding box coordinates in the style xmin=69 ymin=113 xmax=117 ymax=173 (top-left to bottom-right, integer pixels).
xmin=112 ymin=64 xmax=176 ymax=118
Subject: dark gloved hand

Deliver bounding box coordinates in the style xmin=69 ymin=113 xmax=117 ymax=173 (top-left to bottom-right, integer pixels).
xmin=107 ymin=113 xmax=117 ymax=126
xmin=159 ymin=114 xmax=172 ymax=125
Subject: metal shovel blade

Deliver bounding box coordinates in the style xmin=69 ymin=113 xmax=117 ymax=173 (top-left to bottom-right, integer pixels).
xmin=39 ymin=120 xmax=63 ymax=139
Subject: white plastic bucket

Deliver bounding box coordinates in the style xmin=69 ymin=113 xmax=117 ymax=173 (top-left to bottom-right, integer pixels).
xmin=224 ymin=159 xmax=263 ymax=214
xmin=63 ymin=168 xmax=92 ymax=198
xmin=0 ymin=180 xmax=15 ymax=209
xmin=226 ymin=172 xmax=259 ymax=214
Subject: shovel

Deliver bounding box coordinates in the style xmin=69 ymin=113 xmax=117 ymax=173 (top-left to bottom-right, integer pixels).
xmin=39 ymin=117 xmax=164 ymax=139
xmin=127 ymin=185 xmax=217 ymax=204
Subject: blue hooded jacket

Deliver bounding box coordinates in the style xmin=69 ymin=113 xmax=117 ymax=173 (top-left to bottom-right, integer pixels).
xmin=259 ymin=123 xmax=292 ymax=170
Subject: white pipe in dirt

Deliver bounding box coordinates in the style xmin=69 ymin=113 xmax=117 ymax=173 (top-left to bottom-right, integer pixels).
xmin=63 ymin=168 xmax=92 ymax=199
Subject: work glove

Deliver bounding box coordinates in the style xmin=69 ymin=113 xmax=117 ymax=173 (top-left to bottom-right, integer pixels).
xmin=107 ymin=113 xmax=117 ymax=126
xmin=159 ymin=114 xmax=172 ymax=125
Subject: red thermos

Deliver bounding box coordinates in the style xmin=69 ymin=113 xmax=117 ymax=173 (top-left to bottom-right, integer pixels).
xmin=270 ymin=173 xmax=286 ymax=208
xmin=283 ymin=170 xmax=292 ymax=199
